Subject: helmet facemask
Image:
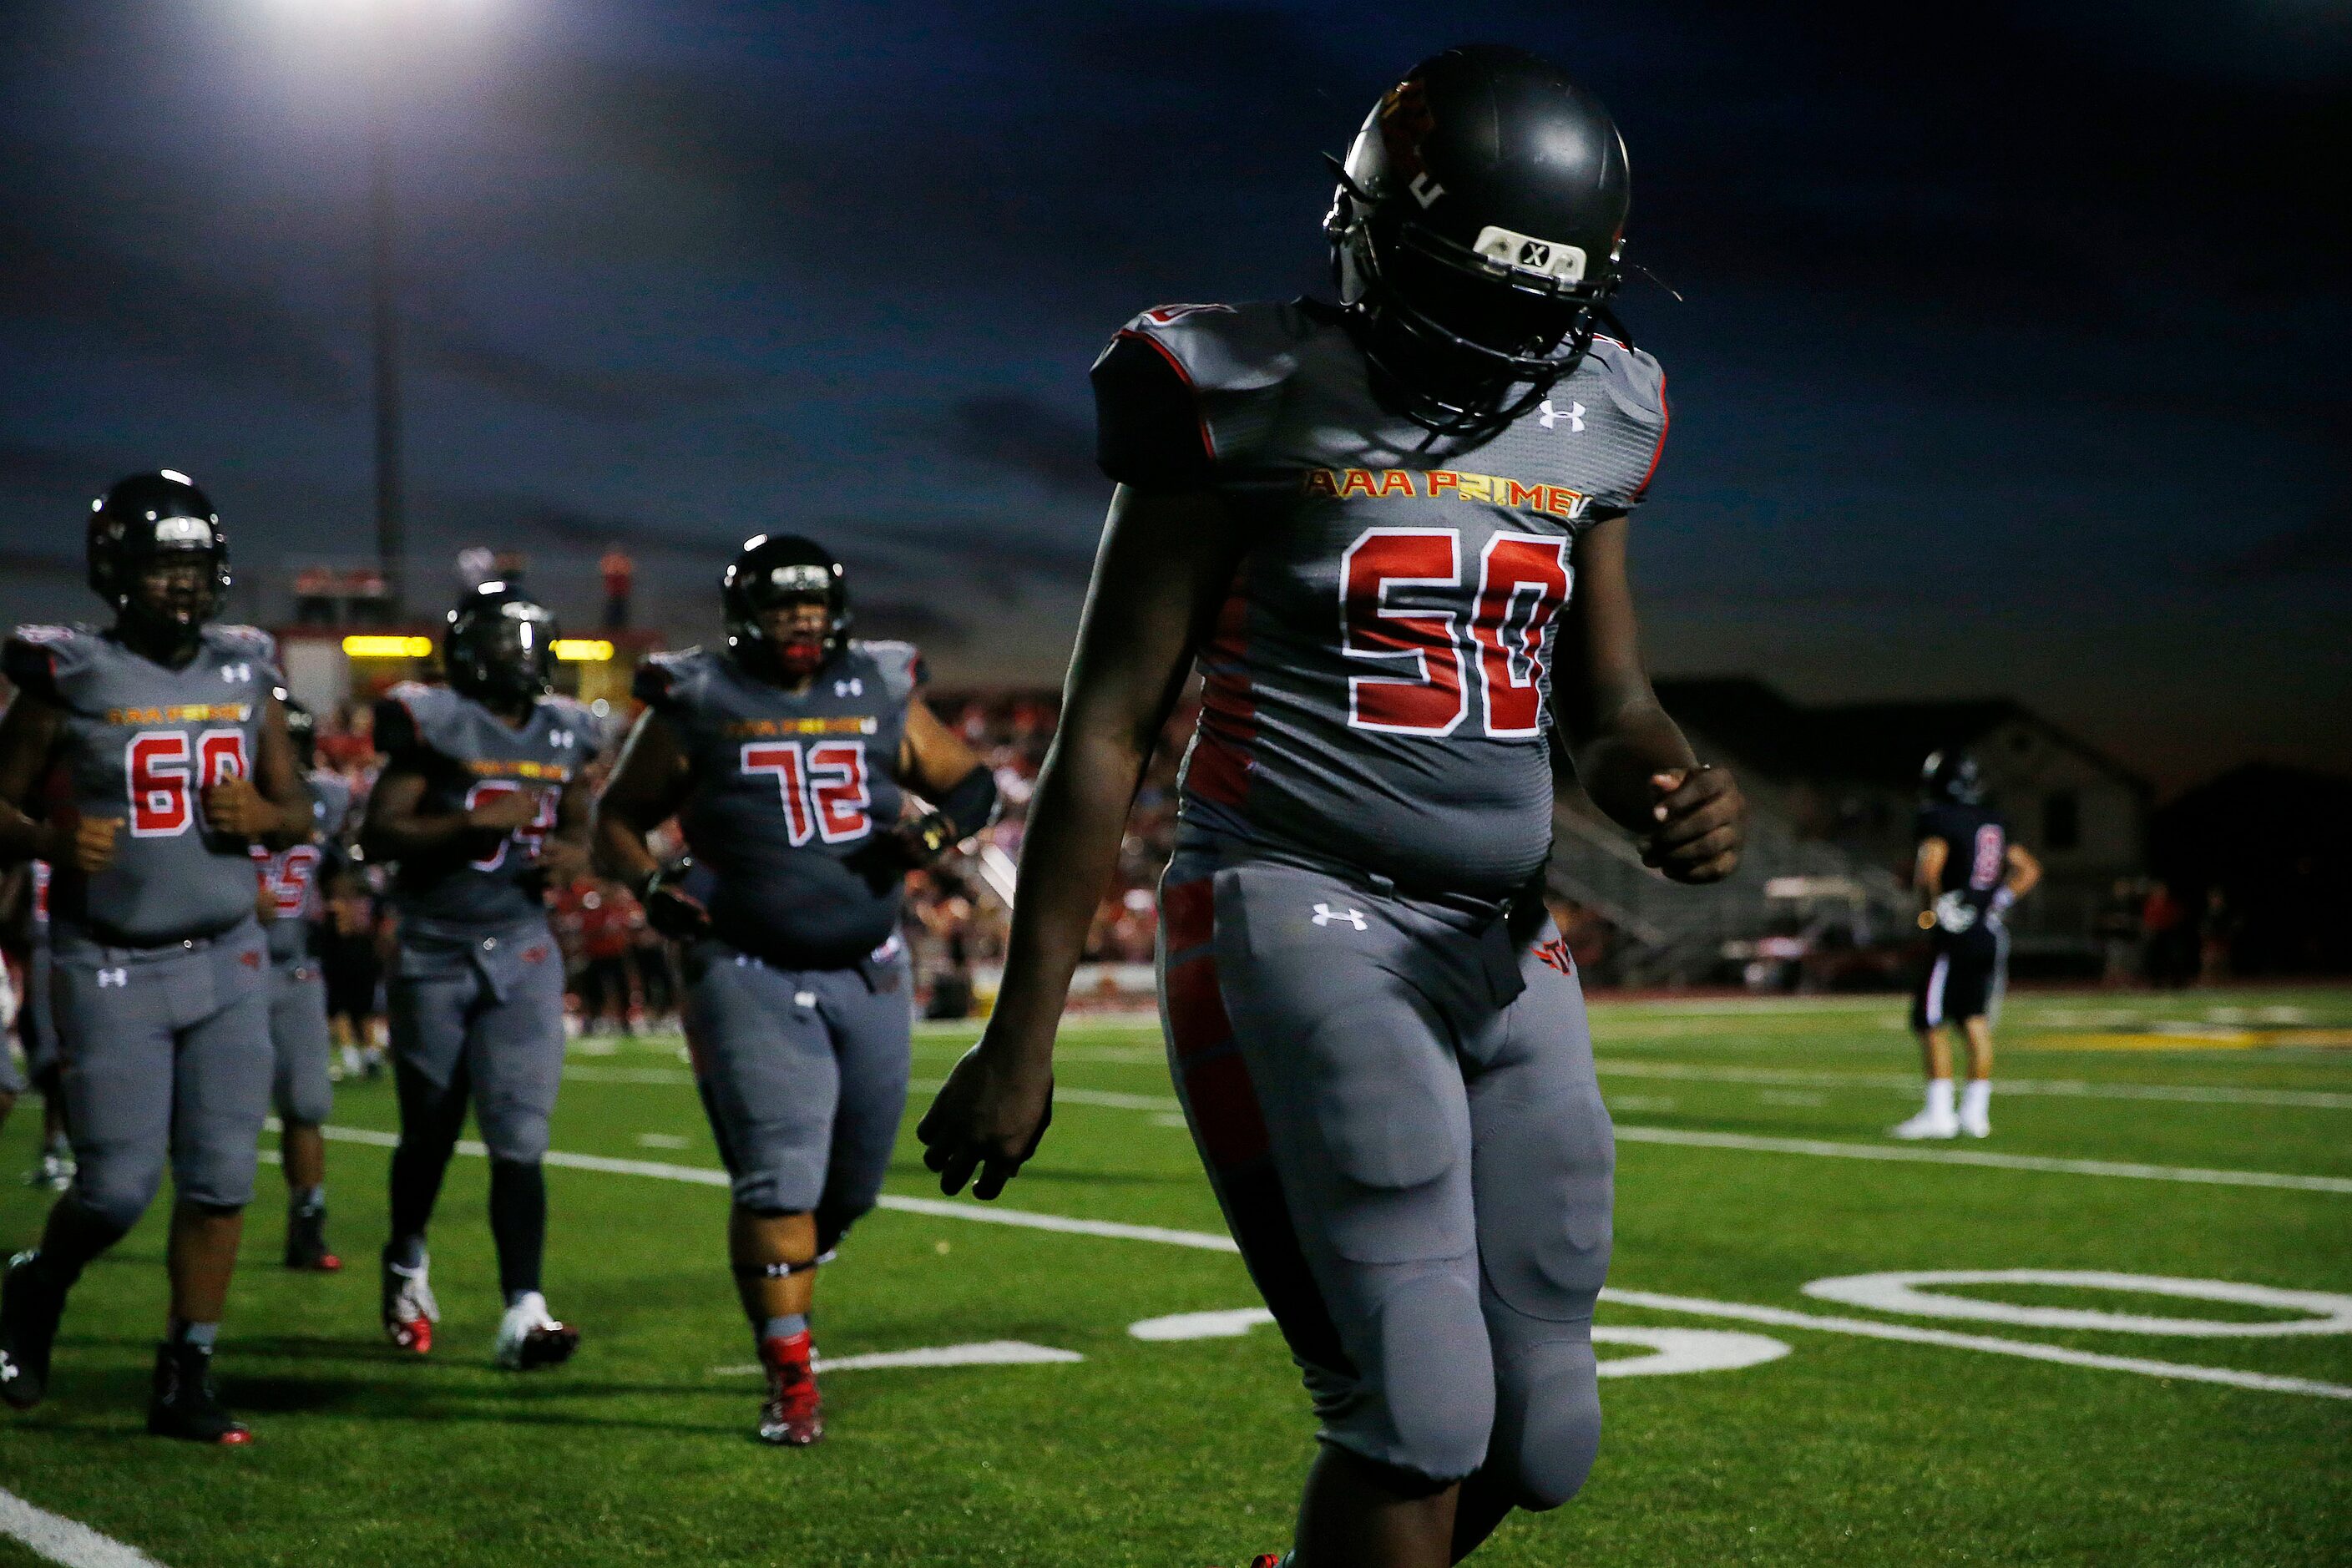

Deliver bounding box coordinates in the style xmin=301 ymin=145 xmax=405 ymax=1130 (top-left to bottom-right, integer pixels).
xmin=724 ymin=541 xmax=849 ymax=685
xmin=447 ymin=592 xmax=557 ymax=707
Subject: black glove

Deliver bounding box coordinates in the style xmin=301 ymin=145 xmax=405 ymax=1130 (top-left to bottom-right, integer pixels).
xmin=640 ymin=863 xmax=711 ymax=941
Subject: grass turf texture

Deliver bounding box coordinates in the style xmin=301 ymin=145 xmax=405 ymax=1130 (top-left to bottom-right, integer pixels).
xmin=3 ymin=988 xmax=2348 ymax=1566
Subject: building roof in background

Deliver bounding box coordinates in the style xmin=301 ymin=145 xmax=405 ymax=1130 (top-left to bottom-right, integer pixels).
xmin=1654 ymin=677 xmax=2146 ymax=795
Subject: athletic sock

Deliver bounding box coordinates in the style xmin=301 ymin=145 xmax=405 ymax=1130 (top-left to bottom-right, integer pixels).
xmin=1925 ymin=1079 xmax=1956 ymax=1119
xmin=759 ymin=1313 xmax=809 ymax=1345
xmin=28 ymin=1196 xmax=127 ymax=1291
xmin=168 ymin=1318 xmax=219 ymax=1351
xmin=488 ymin=1159 xmax=547 ymax=1302
xmin=1961 ymin=1080 xmax=1991 ymax=1121
xmin=290 ymin=1185 xmax=326 ymax=1216
xmin=387 ymin=1141 xmax=453 ymax=1247
xmin=41 ymin=1130 xmax=70 ymax=1160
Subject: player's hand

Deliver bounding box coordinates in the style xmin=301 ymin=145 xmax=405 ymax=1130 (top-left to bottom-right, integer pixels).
xmin=916 ymin=1040 xmax=1054 ymax=1201
xmin=465 ymin=792 xmax=538 ymax=834
xmin=40 ymin=814 xmax=121 ymax=874
xmin=202 ymin=774 xmax=279 ymax=837
xmin=1641 ymin=766 xmax=1744 ymax=883
xmin=642 ymin=881 xmax=711 ymax=941
xmin=538 ymin=836 xmax=589 ymax=885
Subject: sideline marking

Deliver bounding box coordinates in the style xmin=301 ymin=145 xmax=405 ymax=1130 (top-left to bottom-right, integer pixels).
xmin=711 ymin=1340 xmax=1082 ymax=1377
xmin=1610 ymin=1125 xmax=2352 ymax=1195
xmin=1602 ymin=1288 xmax=2352 ymax=1400
xmin=0 ymin=1488 xmax=167 ymax=1568
xmin=1125 ymin=1310 xmax=1788 ymax=1378
xmin=1798 ymin=1270 xmax=2352 ymax=1338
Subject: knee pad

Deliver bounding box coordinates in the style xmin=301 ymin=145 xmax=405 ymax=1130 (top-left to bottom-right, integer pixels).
xmin=1492 ymin=1337 xmax=1603 ymax=1511
xmin=1327 ymin=1270 xmax=1494 ymax=1485
xmin=70 ymin=1168 xmax=163 ymax=1234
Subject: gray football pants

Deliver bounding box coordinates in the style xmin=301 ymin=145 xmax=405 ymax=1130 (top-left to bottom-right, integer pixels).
xmin=1159 ymin=852 xmax=1613 ymax=1505
xmin=48 ymin=919 xmax=275 ymax=1228
xmin=681 ymin=938 xmax=913 ymax=1253
xmin=269 ymin=957 xmax=335 ymax=1128
xmin=388 ymin=923 xmax=567 ymax=1164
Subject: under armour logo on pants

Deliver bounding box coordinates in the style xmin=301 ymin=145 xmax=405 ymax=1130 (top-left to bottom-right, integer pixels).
xmin=1312 ymin=903 xmax=1368 ymax=930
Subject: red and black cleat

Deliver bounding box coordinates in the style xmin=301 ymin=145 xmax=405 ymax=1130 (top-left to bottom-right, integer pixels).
xmin=147 ymin=1343 xmax=251 ymax=1445
xmin=284 ymin=1206 xmax=342 ymax=1273
xmin=381 ymin=1252 xmax=439 ymax=1355
xmin=756 ymin=1331 xmax=824 ymax=1446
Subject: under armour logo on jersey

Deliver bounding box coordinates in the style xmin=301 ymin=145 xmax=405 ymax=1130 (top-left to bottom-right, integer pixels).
xmin=1539 ymin=399 xmax=1585 ymax=433
xmin=1312 ymin=903 xmax=1368 ymax=931
xmin=222 ymin=661 xmax=251 ymax=684
xmin=96 ymin=968 xmax=129 ymax=988
xmin=549 ymin=729 xmax=574 ymax=749
xmin=0 ymin=1356 xmax=18 ymax=1383
xmin=835 ymin=678 xmax=864 ymax=697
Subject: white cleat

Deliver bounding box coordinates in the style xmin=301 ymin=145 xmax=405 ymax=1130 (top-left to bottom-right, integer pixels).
xmin=1958 ymin=1107 xmax=1991 ymax=1140
xmin=493 ymin=1292 xmax=580 ymax=1372
xmin=1889 ymin=1108 xmax=1961 ymax=1141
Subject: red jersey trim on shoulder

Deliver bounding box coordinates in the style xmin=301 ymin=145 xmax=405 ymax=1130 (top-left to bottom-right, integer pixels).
xmin=1631 ymin=372 xmax=1670 ymax=501
xmin=1141 ymin=303 xmax=1236 ymax=326
xmin=1115 ymin=328 xmax=1217 ymax=463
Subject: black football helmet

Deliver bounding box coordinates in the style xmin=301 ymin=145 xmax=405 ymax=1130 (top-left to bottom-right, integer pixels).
xmin=1922 ymin=750 xmax=1984 ymax=806
xmin=277 ymin=688 xmax=318 ymax=771
xmin=723 ymin=534 xmax=849 ymax=681
xmin=1327 ymin=45 xmax=1631 ymax=428
xmin=444 ymin=581 xmax=556 ymax=706
xmin=87 ymin=470 xmax=232 ymax=625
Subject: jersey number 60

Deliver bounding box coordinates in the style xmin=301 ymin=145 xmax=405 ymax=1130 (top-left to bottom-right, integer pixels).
xmin=126 ymin=727 xmax=248 ymax=837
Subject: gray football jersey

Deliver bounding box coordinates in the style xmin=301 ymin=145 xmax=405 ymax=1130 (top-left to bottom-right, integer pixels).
xmin=255 ymin=769 xmax=354 ymax=963
xmin=1094 ymin=300 xmax=1669 ymax=898
xmin=373 ymin=682 xmax=602 ymax=929
xmin=635 ymin=641 xmax=920 ymax=967
xmin=3 ymin=622 xmax=281 ymax=944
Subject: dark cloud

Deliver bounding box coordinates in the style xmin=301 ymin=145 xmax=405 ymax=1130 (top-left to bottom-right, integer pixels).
xmin=406 ymin=311 xmax=766 ymax=421
xmin=2218 ymin=503 xmax=2352 ymax=580
xmin=948 ymin=395 xmax=1099 ymax=493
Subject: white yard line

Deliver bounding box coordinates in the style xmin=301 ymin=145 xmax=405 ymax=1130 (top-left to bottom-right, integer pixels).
xmin=1610 ymin=1125 xmax=2352 ymax=1195
xmin=0 ymin=1489 xmax=167 ymax=1568
xmin=1600 ymin=1288 xmax=2352 ymax=1401
xmin=1596 ymin=1060 xmax=2352 ymax=1110
xmin=710 ymin=1340 xmax=1084 ymax=1377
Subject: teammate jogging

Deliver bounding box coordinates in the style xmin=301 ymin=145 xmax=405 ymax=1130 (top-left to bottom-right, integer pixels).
xmin=251 ymin=696 xmax=355 ymax=1268
xmin=362 ymin=582 xmax=601 ymax=1368
xmin=918 ymin=48 xmax=1744 ymax=1568
xmin=594 ymin=534 xmax=994 ymax=1446
xmin=1893 ymin=751 xmax=2041 ymax=1141
xmin=0 ymin=471 xmax=314 ymax=1444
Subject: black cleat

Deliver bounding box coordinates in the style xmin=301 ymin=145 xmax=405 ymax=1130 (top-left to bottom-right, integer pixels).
xmin=147 ymin=1342 xmax=251 ymax=1445
xmin=284 ymin=1205 xmax=342 ymax=1272
xmin=0 ymin=1252 xmax=66 ymax=1411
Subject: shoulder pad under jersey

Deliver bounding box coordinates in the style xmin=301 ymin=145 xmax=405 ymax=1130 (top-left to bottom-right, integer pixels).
xmin=1582 ymin=336 xmax=1669 ymax=502
xmin=205 ymin=624 xmax=283 ymax=673
xmin=374 ymin=681 xmax=467 ymax=764
xmin=633 ymin=647 xmax=719 ymax=716
xmin=853 ymin=640 xmax=926 ymax=705
xmin=2 ymin=625 xmax=100 ymax=703
xmin=1094 ymin=301 xmax=1313 ymax=473
xmin=542 ymin=695 xmax=606 ymax=756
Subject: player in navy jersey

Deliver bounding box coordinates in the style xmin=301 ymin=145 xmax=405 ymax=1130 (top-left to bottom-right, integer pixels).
xmin=362 ymin=583 xmax=601 ymax=1369
xmin=595 ymin=534 xmax=995 ymax=1445
xmin=251 ymin=697 xmax=356 ymax=1269
xmin=1894 ymin=751 xmax=2041 ymax=1141
xmin=0 ymin=472 xmax=314 ymax=1444
xmin=919 ymin=48 xmax=1744 ymax=1567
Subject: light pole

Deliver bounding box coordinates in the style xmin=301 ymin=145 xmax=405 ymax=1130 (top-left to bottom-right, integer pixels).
xmin=364 ymin=5 xmax=405 ymax=618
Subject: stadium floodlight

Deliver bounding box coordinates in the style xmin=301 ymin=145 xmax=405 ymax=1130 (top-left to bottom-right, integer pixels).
xmin=343 ymin=634 xmax=435 ymax=658
xmin=552 ymin=640 xmax=615 ymax=663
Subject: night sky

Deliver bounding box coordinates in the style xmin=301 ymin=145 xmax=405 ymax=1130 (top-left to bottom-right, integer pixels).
xmin=3 ymin=1 xmax=2345 ymax=792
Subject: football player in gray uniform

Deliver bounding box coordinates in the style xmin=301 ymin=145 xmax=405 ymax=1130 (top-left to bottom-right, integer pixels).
xmin=362 ymin=583 xmax=600 ymax=1369
xmin=0 ymin=472 xmax=315 ymax=1444
xmin=251 ymin=696 xmax=356 ymax=1267
xmin=920 ymin=48 xmax=1744 ymax=1567
xmin=595 ymin=534 xmax=994 ymax=1445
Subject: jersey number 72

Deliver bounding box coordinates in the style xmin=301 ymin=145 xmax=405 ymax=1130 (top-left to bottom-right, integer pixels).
xmin=741 ymin=741 xmax=872 ymax=846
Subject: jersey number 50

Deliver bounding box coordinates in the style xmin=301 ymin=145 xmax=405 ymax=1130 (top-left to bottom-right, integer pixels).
xmin=1341 ymin=529 xmax=1571 ymax=738
xmin=741 ymin=741 xmax=871 ymax=847
xmin=127 ymin=727 xmax=248 ymax=837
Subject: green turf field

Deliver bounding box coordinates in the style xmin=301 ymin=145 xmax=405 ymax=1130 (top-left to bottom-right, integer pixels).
xmin=3 ymin=987 xmax=2348 ymax=1567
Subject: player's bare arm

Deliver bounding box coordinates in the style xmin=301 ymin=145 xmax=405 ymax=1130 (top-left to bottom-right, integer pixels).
xmin=0 ymin=690 xmax=116 ymax=873
xmin=878 ymin=697 xmax=996 ymax=865
xmin=592 ymin=707 xmax=710 ymax=938
xmin=536 ymin=768 xmax=595 ymax=885
xmin=1552 ymin=514 xmax=1745 ymax=883
xmin=361 ymin=765 xmax=536 ymax=862
xmin=201 ymin=690 xmax=311 ymax=849
xmin=916 ymin=484 xmax=1247 ymax=1200
xmin=1915 ymin=836 xmax=1950 ymax=925
xmin=2002 ymin=842 xmax=2041 ymax=900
